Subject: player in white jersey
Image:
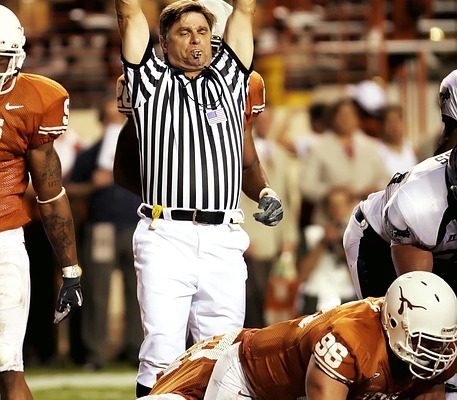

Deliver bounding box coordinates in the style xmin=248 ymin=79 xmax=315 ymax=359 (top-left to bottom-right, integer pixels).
xmin=343 ymin=149 xmax=455 ymax=298
xmin=344 ymin=70 xmax=457 ymax=398
xmin=344 ymin=68 xmax=457 ymax=299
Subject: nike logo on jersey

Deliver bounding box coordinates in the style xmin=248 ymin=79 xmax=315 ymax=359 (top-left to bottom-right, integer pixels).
xmin=5 ymin=103 xmax=24 ymax=110
xmin=238 ymin=390 xmax=253 ymax=398
xmin=369 ymin=372 xmax=381 ymax=382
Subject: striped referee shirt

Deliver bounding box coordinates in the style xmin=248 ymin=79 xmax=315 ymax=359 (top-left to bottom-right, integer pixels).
xmin=123 ymin=39 xmax=251 ymax=210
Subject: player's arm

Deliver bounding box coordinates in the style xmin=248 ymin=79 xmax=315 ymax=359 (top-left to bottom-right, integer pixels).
xmin=241 ymin=72 xmax=283 ymax=225
xmin=384 ymin=200 xmax=434 ymax=275
xmin=306 ymin=355 xmax=349 ymax=400
xmin=27 ymin=142 xmax=82 ymax=323
xmin=242 ymin=123 xmax=269 ymax=202
xmin=223 ymin=0 xmax=255 ymax=69
xmin=113 ymin=117 xmax=142 ymax=196
xmin=115 ymin=0 xmax=150 ymax=64
xmin=391 ymin=244 xmax=433 ymax=275
xmin=242 ymin=121 xmax=283 ymax=226
xmin=27 ymin=142 xmax=78 ymax=267
xmin=241 ymin=71 xmax=266 ymax=200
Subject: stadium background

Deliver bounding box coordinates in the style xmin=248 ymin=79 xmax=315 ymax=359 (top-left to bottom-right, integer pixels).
xmin=3 ymin=0 xmax=456 ymax=398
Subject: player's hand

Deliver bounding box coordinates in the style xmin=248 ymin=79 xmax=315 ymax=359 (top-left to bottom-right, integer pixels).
xmin=253 ymin=188 xmax=283 ymax=226
xmin=54 ymin=277 xmax=83 ymax=324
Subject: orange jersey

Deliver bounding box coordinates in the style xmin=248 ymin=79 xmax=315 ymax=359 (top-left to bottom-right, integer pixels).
xmin=240 ymin=298 xmax=456 ymax=400
xmin=116 ymin=70 xmax=265 ymax=128
xmin=151 ymin=298 xmax=456 ymax=400
xmin=244 ymin=70 xmax=265 ymax=127
xmin=0 ymin=73 xmax=69 ymax=231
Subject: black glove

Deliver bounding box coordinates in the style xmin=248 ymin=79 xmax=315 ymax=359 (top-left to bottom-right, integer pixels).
xmin=253 ymin=188 xmax=284 ymax=226
xmin=54 ymin=276 xmax=83 ymax=324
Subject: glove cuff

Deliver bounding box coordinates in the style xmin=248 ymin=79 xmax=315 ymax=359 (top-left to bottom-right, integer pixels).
xmin=259 ymin=187 xmax=279 ymax=200
xmin=62 ymin=264 xmax=83 ymax=278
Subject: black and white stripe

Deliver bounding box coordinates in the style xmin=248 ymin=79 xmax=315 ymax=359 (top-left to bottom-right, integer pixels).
xmin=123 ymin=40 xmax=250 ymax=210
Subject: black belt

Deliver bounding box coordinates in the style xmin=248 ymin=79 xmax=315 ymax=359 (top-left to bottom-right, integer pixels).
xmin=141 ymin=206 xmax=227 ymax=225
xmin=354 ymin=206 xmax=365 ymax=224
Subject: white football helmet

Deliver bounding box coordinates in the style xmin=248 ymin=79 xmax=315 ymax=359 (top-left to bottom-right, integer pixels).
xmin=199 ymin=0 xmax=232 ymax=54
xmin=0 ymin=5 xmax=26 ymax=95
xmin=381 ymin=271 xmax=457 ymax=380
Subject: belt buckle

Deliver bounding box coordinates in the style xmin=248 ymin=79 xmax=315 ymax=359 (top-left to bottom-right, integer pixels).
xmin=192 ymin=209 xmax=202 ymax=224
xmin=192 ymin=209 xmax=212 ymax=225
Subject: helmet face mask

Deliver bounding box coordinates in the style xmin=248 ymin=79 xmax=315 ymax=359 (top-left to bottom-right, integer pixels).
xmin=0 ymin=5 xmax=26 ymax=95
xmin=382 ymin=271 xmax=457 ymax=380
xmin=399 ymin=330 xmax=457 ymax=379
xmin=210 ymin=35 xmax=222 ymax=55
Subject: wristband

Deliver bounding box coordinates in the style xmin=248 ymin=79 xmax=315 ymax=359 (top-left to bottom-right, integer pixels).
xmin=258 ymin=187 xmax=278 ymax=200
xmin=36 ymin=187 xmax=66 ymax=204
xmin=62 ymin=264 xmax=83 ymax=278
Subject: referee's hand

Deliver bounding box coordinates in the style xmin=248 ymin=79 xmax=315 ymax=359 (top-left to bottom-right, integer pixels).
xmin=253 ymin=188 xmax=283 ymax=226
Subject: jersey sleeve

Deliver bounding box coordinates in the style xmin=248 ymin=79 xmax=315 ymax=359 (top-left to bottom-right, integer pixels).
xmin=384 ymin=202 xmax=416 ymax=245
xmin=383 ymin=187 xmax=425 ymax=246
xmin=29 ymin=77 xmax=69 ymax=148
xmin=116 ymin=74 xmax=132 ymax=116
xmin=312 ymin=330 xmax=358 ymax=385
xmin=311 ymin=301 xmax=383 ymax=386
xmin=244 ymin=71 xmax=265 ymax=127
xmin=123 ymin=40 xmax=168 ymax=110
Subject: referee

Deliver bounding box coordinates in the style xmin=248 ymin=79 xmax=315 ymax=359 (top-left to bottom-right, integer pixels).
xmin=114 ymin=0 xmax=284 ymax=396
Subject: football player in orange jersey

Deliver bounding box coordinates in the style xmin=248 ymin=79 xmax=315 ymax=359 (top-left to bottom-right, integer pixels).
xmin=0 ymin=5 xmax=82 ymax=399
xmin=139 ymin=271 xmax=457 ymax=400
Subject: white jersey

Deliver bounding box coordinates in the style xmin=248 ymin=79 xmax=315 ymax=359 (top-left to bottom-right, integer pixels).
xmin=360 ymin=151 xmax=454 ymax=254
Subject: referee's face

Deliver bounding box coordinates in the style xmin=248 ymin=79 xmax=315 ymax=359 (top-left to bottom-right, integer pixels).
xmin=161 ymin=12 xmax=213 ymax=76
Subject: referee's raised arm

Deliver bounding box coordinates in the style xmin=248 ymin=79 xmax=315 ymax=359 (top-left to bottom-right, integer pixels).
xmin=223 ymin=0 xmax=256 ymax=69
xmin=114 ymin=0 xmax=150 ymax=64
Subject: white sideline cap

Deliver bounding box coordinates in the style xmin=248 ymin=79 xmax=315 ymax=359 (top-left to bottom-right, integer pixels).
xmin=347 ymin=80 xmax=386 ymax=116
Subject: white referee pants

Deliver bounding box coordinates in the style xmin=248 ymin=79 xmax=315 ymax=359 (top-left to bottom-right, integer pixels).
xmin=0 ymin=228 xmax=30 ymax=372
xmin=133 ymin=218 xmax=249 ymax=387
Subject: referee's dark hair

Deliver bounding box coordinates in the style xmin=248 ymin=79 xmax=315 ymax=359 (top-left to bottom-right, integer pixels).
xmin=159 ymin=0 xmax=216 ymax=39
